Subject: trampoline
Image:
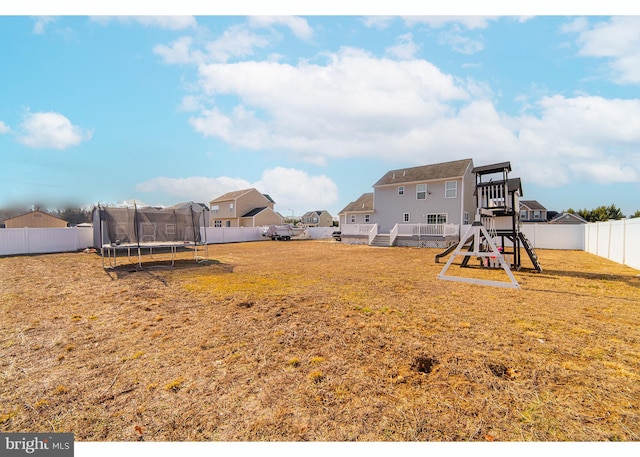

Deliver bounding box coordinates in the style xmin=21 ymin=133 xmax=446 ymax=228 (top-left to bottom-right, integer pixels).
xmin=94 ymin=202 xmax=209 ymax=269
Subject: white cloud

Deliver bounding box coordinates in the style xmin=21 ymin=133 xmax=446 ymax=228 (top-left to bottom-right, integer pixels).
xmin=136 ymin=176 xmax=252 ymax=204
xmin=564 ymin=16 xmax=640 ymax=84
xmin=0 ymin=121 xmax=10 ymax=134
xmin=153 ymin=36 xmax=204 ymax=65
xmin=361 ymin=16 xmax=396 ymax=29
xmin=189 ymin=47 xmax=469 ymax=162
xmin=32 ymin=16 xmax=55 ymax=34
xmin=248 ymin=16 xmax=314 ymax=40
xmin=510 ymin=95 xmax=640 ymax=186
xmin=135 ymin=167 xmax=339 ymax=214
xmin=403 ymin=16 xmax=497 ymax=30
xmin=255 ymin=167 xmax=339 ymax=210
xmin=385 ymin=33 xmax=419 ymax=60
xmin=17 ymin=112 xmax=93 ymax=150
xmin=91 ymin=16 xmax=197 ymax=30
xmin=204 ymin=25 xmax=271 ymax=63
xmin=437 ymin=24 xmax=485 ymax=55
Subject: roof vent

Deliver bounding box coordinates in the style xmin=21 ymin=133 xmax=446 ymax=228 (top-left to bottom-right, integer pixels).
xmin=403 ymin=170 xmax=406 ymax=177
xmin=392 ymin=173 xmax=396 ymax=179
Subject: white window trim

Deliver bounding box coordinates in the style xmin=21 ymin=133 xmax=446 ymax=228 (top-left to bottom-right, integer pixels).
xmin=403 ymin=212 xmax=411 ymax=223
xmin=445 ymin=180 xmax=457 ymax=199
xmin=349 ymin=215 xmax=356 ymax=223
xmin=364 ymin=214 xmax=370 ymax=223
xmin=426 ymin=213 xmax=448 ymax=224
xmin=398 ymin=186 xmax=405 ymax=196
xmin=214 ymin=220 xmax=222 ymax=227
xmin=416 ymin=183 xmax=427 ymax=200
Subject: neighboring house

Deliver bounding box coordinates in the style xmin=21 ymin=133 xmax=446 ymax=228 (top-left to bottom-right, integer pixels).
xmin=338 ymin=158 xmax=477 ymax=247
xmin=519 ymin=200 xmax=548 ymax=222
xmin=372 ymin=158 xmax=476 ymax=232
xmin=338 ymin=193 xmax=374 ymax=226
xmin=209 ymin=188 xmax=283 ymax=227
xmin=300 ymin=210 xmax=334 ymax=227
xmin=2 ymin=210 xmax=68 ymax=228
xmin=549 ymin=212 xmax=588 ymax=224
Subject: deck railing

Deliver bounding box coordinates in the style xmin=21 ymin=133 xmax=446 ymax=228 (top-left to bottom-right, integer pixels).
xmin=340 ymin=223 xmax=376 ymax=236
xmin=368 ymin=224 xmax=379 ymax=245
xmin=395 ymin=223 xmax=459 ymax=237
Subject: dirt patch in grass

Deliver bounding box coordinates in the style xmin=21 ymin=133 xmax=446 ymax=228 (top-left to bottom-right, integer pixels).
xmin=1 ymin=241 xmax=639 ymax=441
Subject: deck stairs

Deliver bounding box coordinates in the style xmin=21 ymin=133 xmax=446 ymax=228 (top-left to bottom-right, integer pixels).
xmin=369 ymin=234 xmax=391 ymax=247
xmin=518 ymin=232 xmax=543 ymax=272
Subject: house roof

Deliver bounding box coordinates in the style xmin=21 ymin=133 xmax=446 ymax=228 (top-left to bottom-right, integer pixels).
xmin=339 ymin=193 xmax=374 ymax=214
xmin=3 ymin=210 xmax=67 ymax=223
xmin=242 ymin=207 xmax=268 ymax=217
xmin=549 ymin=212 xmax=587 ymax=224
xmin=373 ymin=158 xmax=473 ymax=187
xmin=301 ymin=210 xmax=328 ymax=218
xmin=209 ymin=188 xmax=275 ymax=205
xmin=520 ymin=200 xmax=546 ymax=211
xmin=263 ymin=194 xmax=276 ymax=204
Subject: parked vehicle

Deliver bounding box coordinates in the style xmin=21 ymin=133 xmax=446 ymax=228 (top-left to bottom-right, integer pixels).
xmin=262 ymin=224 xmax=307 ymax=241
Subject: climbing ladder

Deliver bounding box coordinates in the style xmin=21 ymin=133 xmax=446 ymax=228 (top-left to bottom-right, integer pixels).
xmin=518 ymin=232 xmax=542 ymax=272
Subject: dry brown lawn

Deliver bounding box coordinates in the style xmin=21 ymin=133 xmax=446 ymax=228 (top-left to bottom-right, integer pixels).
xmin=1 ymin=240 xmax=639 ymax=442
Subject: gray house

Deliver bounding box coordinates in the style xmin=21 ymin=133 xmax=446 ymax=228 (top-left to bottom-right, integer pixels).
xmin=519 ymin=200 xmax=548 ymax=222
xmin=338 ymin=193 xmax=374 ymax=226
xmin=549 ymin=212 xmax=588 ymax=224
xmin=339 ymin=158 xmax=477 ymax=247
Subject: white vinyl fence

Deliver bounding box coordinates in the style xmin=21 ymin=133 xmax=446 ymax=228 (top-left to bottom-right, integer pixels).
xmin=2 ymin=222 xmax=638 ymax=272
xmin=0 ymin=227 xmax=94 ymax=256
xmin=202 ymin=226 xmax=336 ymax=244
xmin=460 ymin=223 xmax=585 ymax=250
xmin=584 ymin=219 xmax=640 ymax=271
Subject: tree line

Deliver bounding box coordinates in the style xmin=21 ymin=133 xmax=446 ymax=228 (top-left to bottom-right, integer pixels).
xmin=567 ymin=204 xmax=640 ymax=222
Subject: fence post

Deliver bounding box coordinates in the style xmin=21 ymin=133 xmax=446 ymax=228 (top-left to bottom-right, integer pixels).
xmin=623 ymin=219 xmax=626 ymax=266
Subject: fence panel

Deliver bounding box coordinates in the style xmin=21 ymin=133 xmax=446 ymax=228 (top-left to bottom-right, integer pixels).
xmin=307 ymin=227 xmax=335 ymax=240
xmin=625 ymin=219 xmax=640 ymax=271
xmin=203 ymin=227 xmax=264 ymax=244
xmin=583 ymin=219 xmax=640 ymax=271
xmin=520 ymin=224 xmax=585 ymax=250
xmin=0 ymin=227 xmax=94 ymax=256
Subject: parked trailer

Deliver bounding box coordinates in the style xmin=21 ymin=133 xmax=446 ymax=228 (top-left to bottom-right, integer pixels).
xmin=262 ymin=224 xmax=307 ymax=241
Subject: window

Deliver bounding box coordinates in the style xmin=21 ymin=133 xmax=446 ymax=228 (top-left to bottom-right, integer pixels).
xmin=445 ymin=181 xmax=457 ymax=198
xmin=533 ymin=211 xmax=541 ymax=219
xmin=229 ymin=203 xmax=234 ymax=213
xmin=403 ymin=213 xmax=410 ymax=223
xmin=211 ymin=205 xmax=219 ymax=214
xmin=464 ymin=211 xmax=470 ymax=225
xmin=214 ymin=220 xmax=222 ymax=227
xmin=398 ymin=186 xmax=405 ymax=196
xmin=165 ymin=224 xmax=176 ymax=236
xmin=426 ymin=213 xmax=447 ymax=224
xmin=520 ymin=210 xmax=528 ymax=220
xmin=350 ymin=215 xmax=356 ymax=223
xmin=364 ymin=214 xmax=370 ymax=223
xmin=225 ymin=221 xmax=231 ymax=227
xmin=416 ymin=184 xmax=427 ymax=200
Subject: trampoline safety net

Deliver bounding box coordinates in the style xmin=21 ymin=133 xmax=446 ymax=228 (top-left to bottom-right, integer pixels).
xmin=98 ymin=202 xmax=206 ymax=246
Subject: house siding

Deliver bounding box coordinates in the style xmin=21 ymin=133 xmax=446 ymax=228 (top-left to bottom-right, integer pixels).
xmin=209 ymin=188 xmax=276 ymax=228
xmin=4 ymin=211 xmax=68 ymax=228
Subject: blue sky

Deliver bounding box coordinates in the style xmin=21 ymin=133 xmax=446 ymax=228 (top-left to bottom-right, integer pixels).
xmin=2 ymin=3 xmax=640 ymax=219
